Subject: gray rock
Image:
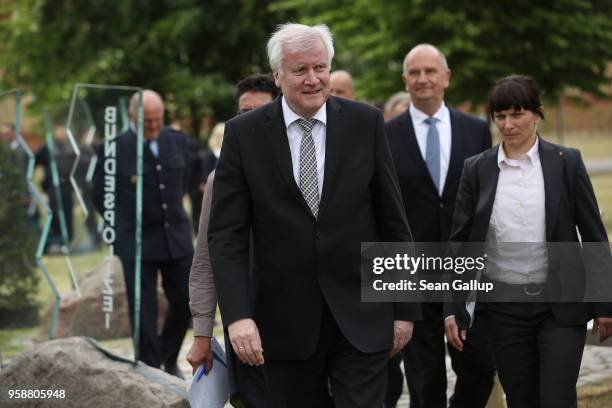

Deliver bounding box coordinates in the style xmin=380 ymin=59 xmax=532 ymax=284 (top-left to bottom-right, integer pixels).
xmin=41 ymin=256 xmax=168 ymax=340
xmin=0 ymin=337 xmax=188 ymax=407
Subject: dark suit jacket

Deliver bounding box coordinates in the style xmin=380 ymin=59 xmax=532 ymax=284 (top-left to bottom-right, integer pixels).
xmin=448 ymin=138 xmax=612 ymax=325
xmin=92 ymin=127 xmax=193 ymax=261
xmin=208 ymin=96 xmax=421 ymax=360
xmin=386 ymin=108 xmax=491 ymax=242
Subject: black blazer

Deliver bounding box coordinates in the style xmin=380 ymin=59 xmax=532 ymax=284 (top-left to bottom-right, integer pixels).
xmin=386 ymin=108 xmax=491 ymax=242
xmin=208 ymin=96 xmax=421 ymax=360
xmin=448 ymin=138 xmax=612 ymax=325
xmin=92 ymin=127 xmax=193 ymax=261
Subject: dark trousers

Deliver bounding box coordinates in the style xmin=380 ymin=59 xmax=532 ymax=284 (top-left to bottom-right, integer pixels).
xmin=234 ymin=302 xmax=389 ymax=408
xmin=121 ymin=255 xmax=192 ymax=368
xmin=485 ymin=302 xmax=586 ymax=408
xmin=398 ymin=302 xmax=495 ymax=408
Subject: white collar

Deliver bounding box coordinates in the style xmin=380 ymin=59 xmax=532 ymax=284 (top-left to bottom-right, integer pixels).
xmin=409 ymin=102 xmax=449 ymax=125
xmin=281 ymin=96 xmax=327 ymax=129
xmin=498 ymin=137 xmax=540 ymax=168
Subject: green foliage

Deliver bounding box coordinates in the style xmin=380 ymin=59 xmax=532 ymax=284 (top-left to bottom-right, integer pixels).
xmin=0 ymin=0 xmax=291 ymax=135
xmin=0 ymin=143 xmax=39 ymax=312
xmin=275 ymin=0 xmax=612 ymax=106
xmin=2 ymin=0 xmax=610 ymax=117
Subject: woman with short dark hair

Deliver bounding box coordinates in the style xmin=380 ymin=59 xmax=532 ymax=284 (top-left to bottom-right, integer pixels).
xmin=445 ymin=74 xmax=612 ymax=407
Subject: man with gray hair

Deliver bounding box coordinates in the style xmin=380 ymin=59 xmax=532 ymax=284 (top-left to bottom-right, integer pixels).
xmin=208 ymin=23 xmax=420 ymax=406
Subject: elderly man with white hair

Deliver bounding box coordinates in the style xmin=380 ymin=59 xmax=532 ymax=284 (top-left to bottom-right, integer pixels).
xmin=207 ymin=23 xmax=420 ymax=407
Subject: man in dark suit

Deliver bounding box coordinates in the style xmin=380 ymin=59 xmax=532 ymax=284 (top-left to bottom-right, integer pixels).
xmin=445 ymin=74 xmax=612 ymax=407
xmin=186 ymin=73 xmax=279 ymax=406
xmin=93 ymin=90 xmax=193 ymax=377
xmin=208 ymin=23 xmax=420 ymax=407
xmin=385 ymin=44 xmax=494 ymax=408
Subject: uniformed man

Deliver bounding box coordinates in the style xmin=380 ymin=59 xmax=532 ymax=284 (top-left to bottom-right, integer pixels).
xmin=93 ymin=90 xmax=193 ymax=377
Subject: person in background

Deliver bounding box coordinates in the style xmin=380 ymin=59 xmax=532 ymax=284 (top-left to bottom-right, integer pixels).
xmin=35 ymin=125 xmax=75 ymax=253
xmin=187 ymin=132 xmax=205 ymax=234
xmin=446 ymin=74 xmax=612 ymax=408
xmin=93 ymin=90 xmax=192 ymax=378
xmin=236 ymin=73 xmax=280 ymax=115
xmin=199 ymin=122 xmax=224 ymax=193
xmin=330 ymin=69 xmax=356 ymax=100
xmin=385 ymin=44 xmax=494 ymax=408
xmin=384 ymin=91 xmax=411 ymax=120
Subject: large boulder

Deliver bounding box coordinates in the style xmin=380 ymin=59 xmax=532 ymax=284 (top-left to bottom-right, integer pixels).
xmin=0 ymin=337 xmax=188 ymax=408
xmin=41 ymin=256 xmax=168 ymax=340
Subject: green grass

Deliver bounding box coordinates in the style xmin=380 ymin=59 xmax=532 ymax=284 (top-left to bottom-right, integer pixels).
xmin=0 ymin=250 xmax=108 ymax=361
xmin=36 ymin=250 xmax=106 ymax=307
xmin=0 ymin=327 xmax=39 ymax=360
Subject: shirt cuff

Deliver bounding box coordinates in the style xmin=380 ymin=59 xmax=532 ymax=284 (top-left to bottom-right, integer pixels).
xmin=444 ymin=315 xmax=455 ymax=321
xmin=192 ymin=317 xmax=215 ymax=337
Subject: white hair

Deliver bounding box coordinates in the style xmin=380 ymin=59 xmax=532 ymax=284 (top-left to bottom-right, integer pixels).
xmin=267 ymin=23 xmax=334 ymax=73
xmin=402 ymin=44 xmax=449 ymax=74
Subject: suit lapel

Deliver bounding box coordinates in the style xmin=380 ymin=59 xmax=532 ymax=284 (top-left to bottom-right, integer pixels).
xmin=263 ymin=98 xmax=314 ymax=217
xmin=539 ymin=138 xmax=563 ymax=241
xmin=396 ymin=112 xmax=440 ymax=196
xmin=474 ymin=146 xmax=500 ymax=240
xmin=318 ymin=97 xmax=344 ymax=220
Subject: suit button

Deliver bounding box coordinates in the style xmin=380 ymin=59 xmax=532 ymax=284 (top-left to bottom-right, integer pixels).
xmin=439 ymin=202 xmax=444 ymax=208
xmin=156 ymin=164 xmax=162 ymax=171
xmin=162 ymin=203 xmax=168 ymax=210
xmin=159 ymin=183 xmax=165 ymax=190
xmin=164 ymin=222 xmax=170 ymax=228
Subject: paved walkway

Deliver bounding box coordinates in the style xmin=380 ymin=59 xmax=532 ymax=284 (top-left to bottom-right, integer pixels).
xmin=171 ymin=330 xmax=612 ymax=407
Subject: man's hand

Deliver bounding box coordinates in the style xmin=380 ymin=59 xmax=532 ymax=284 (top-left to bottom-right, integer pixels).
xmin=592 ymin=317 xmax=612 ymax=343
xmin=445 ymin=316 xmax=467 ymax=351
xmin=228 ymin=318 xmax=265 ymax=366
xmin=390 ymin=320 xmax=413 ymax=357
xmin=186 ymin=336 xmax=213 ymax=375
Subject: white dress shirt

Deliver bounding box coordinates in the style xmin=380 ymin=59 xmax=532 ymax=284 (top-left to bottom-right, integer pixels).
xmin=409 ymin=102 xmax=451 ymax=195
xmin=281 ymin=96 xmax=327 ymax=197
xmin=486 ymin=138 xmax=548 ymax=284
xmin=148 ymin=139 xmax=159 ymax=157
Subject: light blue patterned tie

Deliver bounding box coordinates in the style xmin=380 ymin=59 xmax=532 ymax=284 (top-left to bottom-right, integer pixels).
xmin=424 ymin=117 xmax=440 ymax=194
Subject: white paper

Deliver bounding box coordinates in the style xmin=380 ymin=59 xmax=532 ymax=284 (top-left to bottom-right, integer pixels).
xmin=186 ymin=337 xmax=230 ymax=408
